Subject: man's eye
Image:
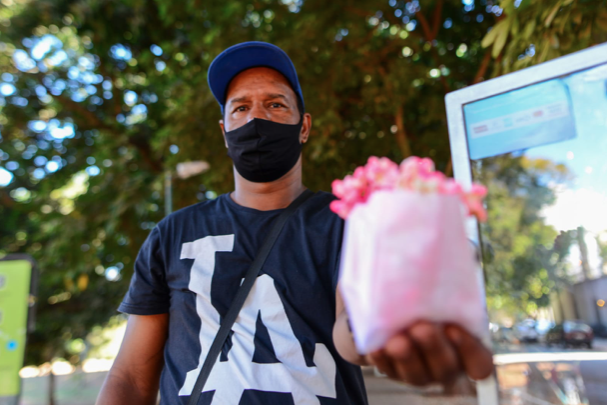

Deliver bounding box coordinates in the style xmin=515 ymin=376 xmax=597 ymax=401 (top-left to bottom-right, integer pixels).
xmin=270 ymin=103 xmax=285 ymax=109
xmin=234 ymin=106 xmax=247 ymax=113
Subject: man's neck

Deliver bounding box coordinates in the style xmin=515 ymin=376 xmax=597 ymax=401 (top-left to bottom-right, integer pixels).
xmin=230 ymin=160 xmax=306 ymax=211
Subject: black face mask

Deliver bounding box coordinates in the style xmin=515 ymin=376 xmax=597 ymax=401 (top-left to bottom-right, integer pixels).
xmin=224 ymin=117 xmax=303 ymax=183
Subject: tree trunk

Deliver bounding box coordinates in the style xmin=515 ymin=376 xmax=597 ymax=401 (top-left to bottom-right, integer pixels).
xmin=577 ymin=226 xmax=592 ymax=280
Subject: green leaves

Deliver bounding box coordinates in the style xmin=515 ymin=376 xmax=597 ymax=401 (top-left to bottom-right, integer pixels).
xmin=544 ymin=1 xmax=562 ymax=27
xmin=481 ymin=17 xmax=512 ymax=58
xmin=476 ymin=155 xmax=573 ymax=318
xmin=523 ymin=19 xmax=537 ymax=39
xmin=489 ymin=0 xmax=607 ymax=75
xmin=597 ymin=10 xmax=607 ymax=31
xmin=493 ymin=18 xmax=512 ymax=58
xmin=481 ymin=24 xmax=502 ymax=48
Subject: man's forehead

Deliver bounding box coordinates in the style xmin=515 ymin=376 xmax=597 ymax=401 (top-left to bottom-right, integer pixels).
xmin=226 ymin=67 xmax=295 ymax=100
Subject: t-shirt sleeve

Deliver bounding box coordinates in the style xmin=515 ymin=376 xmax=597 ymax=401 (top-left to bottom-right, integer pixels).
xmin=332 ymin=213 xmax=345 ymax=292
xmin=333 ymin=248 xmax=341 ymax=292
xmin=118 ymin=226 xmax=170 ymax=315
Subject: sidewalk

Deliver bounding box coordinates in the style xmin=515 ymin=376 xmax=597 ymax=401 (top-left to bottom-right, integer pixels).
xmin=363 ymin=368 xmax=477 ymax=405
xmin=20 ymin=369 xmax=478 ymax=405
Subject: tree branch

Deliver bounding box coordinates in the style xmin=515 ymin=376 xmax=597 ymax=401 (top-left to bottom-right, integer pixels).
xmin=0 ymin=191 xmax=15 ymax=209
xmin=431 ymin=0 xmax=444 ymax=40
xmin=56 ymin=95 xmax=113 ymax=132
xmin=415 ymin=4 xmax=449 ymax=93
xmin=56 ymin=95 xmax=163 ymax=173
xmin=473 ymin=50 xmax=493 ymax=84
xmin=445 ymin=157 xmax=453 ymax=177
xmin=416 ymin=10 xmax=433 ymax=41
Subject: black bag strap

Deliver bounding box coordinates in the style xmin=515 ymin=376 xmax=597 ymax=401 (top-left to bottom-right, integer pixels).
xmin=187 ymin=189 xmax=315 ymax=405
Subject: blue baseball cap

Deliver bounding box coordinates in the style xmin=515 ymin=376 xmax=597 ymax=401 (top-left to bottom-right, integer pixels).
xmin=208 ymin=41 xmax=305 ymax=114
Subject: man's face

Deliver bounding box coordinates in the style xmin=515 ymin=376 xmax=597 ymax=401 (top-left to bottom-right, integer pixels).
xmin=219 ymin=67 xmax=310 ymax=142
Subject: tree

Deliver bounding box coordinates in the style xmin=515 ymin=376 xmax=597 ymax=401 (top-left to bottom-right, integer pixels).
xmin=481 ymin=0 xmax=607 ymax=75
xmin=0 ymin=0 xmax=606 ymax=368
xmin=473 ymin=154 xmax=575 ymax=320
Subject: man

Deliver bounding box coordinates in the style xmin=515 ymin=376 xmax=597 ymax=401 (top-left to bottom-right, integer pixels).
xmin=96 ymin=41 xmax=493 ymax=405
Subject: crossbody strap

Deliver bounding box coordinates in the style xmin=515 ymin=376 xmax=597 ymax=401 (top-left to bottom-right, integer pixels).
xmin=186 ymin=189 xmax=315 ymax=405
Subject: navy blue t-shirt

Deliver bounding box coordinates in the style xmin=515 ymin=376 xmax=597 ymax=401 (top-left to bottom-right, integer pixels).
xmin=118 ymin=191 xmax=368 ymax=405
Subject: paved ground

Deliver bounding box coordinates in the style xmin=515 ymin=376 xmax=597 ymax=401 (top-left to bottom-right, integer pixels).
xmin=20 ymin=369 xmax=477 ymax=405
xmin=18 ymin=340 xmax=607 ymax=405
xmin=363 ymin=369 xmax=477 ymax=405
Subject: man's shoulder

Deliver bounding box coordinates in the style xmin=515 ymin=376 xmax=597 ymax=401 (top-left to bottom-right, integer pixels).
xmin=300 ymin=191 xmax=343 ymax=234
xmin=311 ymin=190 xmax=337 ymax=202
xmin=153 ymin=191 xmax=341 ymax=231
xmin=156 ymin=194 xmax=228 ymax=229
xmin=305 ymin=190 xmax=339 ymax=216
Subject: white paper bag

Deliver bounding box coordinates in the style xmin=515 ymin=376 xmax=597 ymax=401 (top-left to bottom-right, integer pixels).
xmin=339 ymin=190 xmax=487 ymax=354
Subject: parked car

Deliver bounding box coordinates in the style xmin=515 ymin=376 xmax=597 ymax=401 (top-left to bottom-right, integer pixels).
xmin=514 ymin=319 xmax=539 ymax=343
xmin=545 ymin=320 xmax=594 ymax=348
xmin=536 ymin=319 xmax=555 ymax=343
xmin=490 ymin=324 xmax=516 ymax=344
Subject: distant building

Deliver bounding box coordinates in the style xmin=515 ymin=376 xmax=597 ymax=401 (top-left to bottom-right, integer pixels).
xmin=550 ymin=276 xmax=606 ymax=329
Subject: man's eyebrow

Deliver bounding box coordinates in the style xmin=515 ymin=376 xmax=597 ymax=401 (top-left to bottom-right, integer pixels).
xmin=227 ymin=93 xmax=290 ymax=106
xmin=228 ymin=93 xmax=288 ymax=103
xmin=227 ymin=96 xmax=250 ymax=105
xmin=265 ymin=93 xmax=288 ymax=101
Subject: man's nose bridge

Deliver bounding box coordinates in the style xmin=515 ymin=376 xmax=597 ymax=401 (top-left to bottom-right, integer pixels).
xmin=247 ymin=101 xmax=269 ymax=122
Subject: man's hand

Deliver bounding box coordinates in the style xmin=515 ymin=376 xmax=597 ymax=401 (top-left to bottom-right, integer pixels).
xmin=333 ymin=287 xmax=494 ymax=386
xmin=364 ymin=321 xmax=494 ymax=386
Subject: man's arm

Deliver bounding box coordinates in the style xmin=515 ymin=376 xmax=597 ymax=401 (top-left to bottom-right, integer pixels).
xmin=333 ymin=285 xmax=494 ymax=386
xmin=96 ymin=314 xmax=169 ymax=405
xmin=333 ymin=284 xmax=368 ymax=366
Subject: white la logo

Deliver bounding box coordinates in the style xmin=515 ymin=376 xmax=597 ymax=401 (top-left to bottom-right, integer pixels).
xmin=179 ymin=235 xmax=337 ymax=404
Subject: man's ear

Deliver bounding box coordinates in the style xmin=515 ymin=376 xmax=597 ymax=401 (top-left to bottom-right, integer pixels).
xmin=219 ymin=120 xmax=228 ymax=148
xmin=300 ymin=113 xmax=312 ymax=144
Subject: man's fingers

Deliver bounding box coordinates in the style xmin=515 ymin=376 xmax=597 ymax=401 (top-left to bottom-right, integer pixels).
xmin=368 ymin=350 xmax=399 ymax=380
xmin=384 ymin=333 xmax=430 ymax=386
xmin=446 ymin=325 xmax=494 ymax=380
xmin=373 ymin=323 xmax=495 ymax=387
xmin=408 ymin=322 xmax=460 ymax=384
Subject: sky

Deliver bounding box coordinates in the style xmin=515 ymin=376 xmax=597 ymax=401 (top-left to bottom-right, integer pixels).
xmin=528 ymin=64 xmax=607 ymax=237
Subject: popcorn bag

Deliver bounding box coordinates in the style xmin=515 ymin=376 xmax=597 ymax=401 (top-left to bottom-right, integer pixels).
xmin=331 ymin=157 xmax=488 ymax=354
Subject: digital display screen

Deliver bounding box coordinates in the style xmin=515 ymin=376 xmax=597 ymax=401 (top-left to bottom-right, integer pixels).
xmin=464 ymin=79 xmax=577 ymax=160
xmin=460 ymin=61 xmax=607 ymax=404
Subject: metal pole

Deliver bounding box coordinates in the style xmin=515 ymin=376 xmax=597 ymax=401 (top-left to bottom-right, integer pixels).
xmin=164 ymin=171 xmax=172 ymax=216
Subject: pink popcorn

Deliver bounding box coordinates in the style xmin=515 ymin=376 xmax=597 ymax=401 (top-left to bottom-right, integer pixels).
xmin=399 ymin=156 xmax=435 ymax=181
xmin=330 ymin=156 xmax=487 ymax=222
xmin=439 ymin=178 xmax=464 ymax=195
xmin=365 ymin=156 xmax=399 ymax=191
xmin=462 ymin=183 xmax=488 ymax=222
xmin=329 ymin=200 xmax=352 ymax=220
